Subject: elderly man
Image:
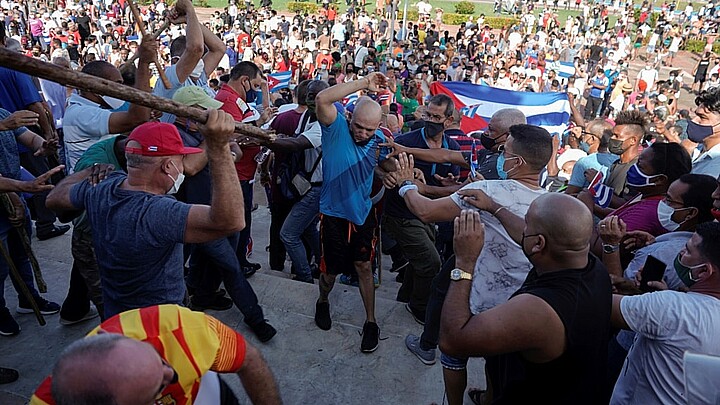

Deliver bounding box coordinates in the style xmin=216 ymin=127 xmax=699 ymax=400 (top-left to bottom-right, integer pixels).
xmin=312 ymin=72 xmax=397 ymax=353
xmin=30 ymin=304 xmax=282 ymax=405
xmin=47 ymin=110 xmax=244 ymax=319
xmin=442 ymin=194 xmax=611 ymax=404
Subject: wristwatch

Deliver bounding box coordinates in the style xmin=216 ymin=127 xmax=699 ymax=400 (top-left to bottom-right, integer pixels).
xmin=399 ymin=180 xmax=415 ymax=188
xmin=450 ymin=268 xmax=473 ymax=281
xmin=602 ymin=243 xmax=620 ymax=254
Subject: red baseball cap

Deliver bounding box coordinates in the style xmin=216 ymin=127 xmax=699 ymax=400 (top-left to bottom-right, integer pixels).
xmin=125 ymin=122 xmax=203 ymax=156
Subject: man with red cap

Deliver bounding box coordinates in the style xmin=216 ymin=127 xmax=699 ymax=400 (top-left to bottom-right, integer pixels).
xmin=47 ymin=110 xmax=245 ymax=319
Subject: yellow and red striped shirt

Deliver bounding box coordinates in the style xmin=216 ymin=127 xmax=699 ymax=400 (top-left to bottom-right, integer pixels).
xmin=31 ymin=304 xmax=246 ymax=405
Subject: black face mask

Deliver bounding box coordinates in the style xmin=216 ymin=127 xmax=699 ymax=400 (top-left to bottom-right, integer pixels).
xmin=349 ymin=123 xmax=372 ymax=146
xmin=608 ymin=138 xmax=626 ymax=155
xmin=424 ymin=120 xmax=445 ymax=138
xmin=480 ymin=132 xmax=502 ymax=151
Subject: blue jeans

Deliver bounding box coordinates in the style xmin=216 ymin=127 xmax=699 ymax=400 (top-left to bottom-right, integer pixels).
xmin=280 ymin=186 xmax=321 ymax=282
xmin=236 ymin=181 xmax=254 ymax=266
xmin=0 ymin=209 xmax=41 ymax=310
xmin=187 ymin=232 xmax=265 ymax=327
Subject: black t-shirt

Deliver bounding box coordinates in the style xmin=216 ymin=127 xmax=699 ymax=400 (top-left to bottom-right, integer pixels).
xmin=589 ymin=45 xmax=604 ymax=61
xmin=486 ymin=254 xmax=612 ymax=405
xmin=76 ymin=15 xmax=91 ymax=38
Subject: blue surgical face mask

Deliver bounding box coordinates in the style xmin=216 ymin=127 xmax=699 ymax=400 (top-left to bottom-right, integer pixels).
xmin=496 ymin=152 xmax=521 ymax=180
xmin=687 ymin=120 xmax=716 ymax=143
xmin=496 ymin=153 xmax=508 ymax=179
xmin=579 ymin=141 xmax=591 ymax=153
xmin=625 ymin=163 xmax=660 ymax=188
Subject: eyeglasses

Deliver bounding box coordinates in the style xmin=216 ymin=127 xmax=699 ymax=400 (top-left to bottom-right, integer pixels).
xmin=422 ymin=112 xmax=448 ymax=122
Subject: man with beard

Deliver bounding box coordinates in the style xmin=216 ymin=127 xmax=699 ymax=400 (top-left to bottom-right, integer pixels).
xmin=312 ymin=72 xmax=397 ymax=353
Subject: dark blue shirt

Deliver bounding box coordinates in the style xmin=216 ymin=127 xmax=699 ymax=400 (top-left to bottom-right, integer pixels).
xmin=70 ymin=171 xmax=191 ymax=318
xmin=384 ymin=128 xmax=460 ymax=220
xmin=0 ymin=108 xmax=27 ymax=181
xmin=175 ymin=126 xmax=211 ymax=205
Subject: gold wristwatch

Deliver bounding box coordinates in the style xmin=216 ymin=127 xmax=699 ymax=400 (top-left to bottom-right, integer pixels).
xmin=450 ymin=268 xmax=473 ymax=281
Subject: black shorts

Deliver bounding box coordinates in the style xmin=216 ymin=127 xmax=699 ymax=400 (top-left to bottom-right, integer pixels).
xmin=320 ymin=209 xmax=378 ymax=276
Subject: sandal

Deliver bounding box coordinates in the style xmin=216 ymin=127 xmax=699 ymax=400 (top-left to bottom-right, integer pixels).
xmin=0 ymin=367 xmax=19 ymax=384
xmin=468 ymin=388 xmax=488 ymax=405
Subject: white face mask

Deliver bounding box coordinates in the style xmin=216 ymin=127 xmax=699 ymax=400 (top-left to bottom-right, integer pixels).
xmin=167 ymin=161 xmax=185 ymax=195
xmin=190 ymin=59 xmax=205 ymax=78
xmin=101 ymin=95 xmax=126 ymax=110
xmin=657 ymin=200 xmax=688 ymax=232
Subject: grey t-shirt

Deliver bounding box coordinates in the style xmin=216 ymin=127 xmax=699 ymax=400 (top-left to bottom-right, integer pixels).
xmin=70 ymin=171 xmax=190 ymax=318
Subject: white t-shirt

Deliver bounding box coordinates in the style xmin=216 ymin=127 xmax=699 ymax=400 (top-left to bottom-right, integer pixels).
xmin=63 ymin=93 xmax=113 ymax=174
xmin=450 ymin=180 xmax=546 ymax=314
xmin=611 ymin=291 xmax=720 ymax=404
xmin=296 ymin=112 xmax=323 ymax=183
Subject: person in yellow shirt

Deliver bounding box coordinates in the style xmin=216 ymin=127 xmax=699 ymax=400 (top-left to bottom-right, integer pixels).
xmin=31 ymin=304 xmax=281 ymax=405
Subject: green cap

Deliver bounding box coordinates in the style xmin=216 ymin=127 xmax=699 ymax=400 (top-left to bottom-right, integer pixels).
xmin=172 ymin=86 xmax=223 ymax=109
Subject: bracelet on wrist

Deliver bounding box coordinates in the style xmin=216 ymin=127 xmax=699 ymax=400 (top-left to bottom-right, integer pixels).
xmin=493 ymin=206 xmax=507 ymax=216
xmin=399 ymin=184 xmax=418 ymax=198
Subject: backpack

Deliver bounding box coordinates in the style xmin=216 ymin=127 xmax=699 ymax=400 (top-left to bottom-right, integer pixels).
xmin=276 ymin=112 xmax=322 ymax=201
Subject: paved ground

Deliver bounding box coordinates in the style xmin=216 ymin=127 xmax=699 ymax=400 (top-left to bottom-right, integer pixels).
xmin=0 ymin=193 xmax=484 ymax=405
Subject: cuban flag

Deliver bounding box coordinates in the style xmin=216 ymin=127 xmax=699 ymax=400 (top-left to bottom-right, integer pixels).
xmin=267 ymin=71 xmax=292 ymax=93
xmin=430 ymin=82 xmax=572 ymax=135
xmin=470 ymin=139 xmax=478 ymax=178
xmin=588 ymin=171 xmax=613 ymax=208
xmin=550 ymin=61 xmax=576 ymax=79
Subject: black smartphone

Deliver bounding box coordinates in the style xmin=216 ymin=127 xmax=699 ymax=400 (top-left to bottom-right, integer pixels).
xmin=640 ymin=255 xmax=666 ymax=293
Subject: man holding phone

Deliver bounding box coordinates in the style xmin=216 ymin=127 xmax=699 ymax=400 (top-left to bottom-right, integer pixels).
xmin=610 ymin=222 xmax=720 ymax=404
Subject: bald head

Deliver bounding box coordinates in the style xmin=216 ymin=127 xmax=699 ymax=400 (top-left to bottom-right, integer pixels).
xmin=52 ymin=334 xmax=168 ymax=405
xmin=490 ymin=108 xmax=527 ymax=133
xmin=350 ymin=96 xmax=382 ymax=144
xmin=354 ymin=96 xmax=382 ymax=122
xmin=528 ymin=193 xmax=593 ymax=254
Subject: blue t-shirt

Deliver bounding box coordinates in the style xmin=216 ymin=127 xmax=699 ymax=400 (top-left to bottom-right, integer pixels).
xmin=320 ymin=113 xmax=387 ymax=225
xmin=0 ymin=108 xmax=27 ymax=181
xmin=69 ymin=171 xmax=191 ymax=318
xmin=568 ymin=152 xmax=619 ymax=188
xmin=153 ymin=64 xmax=210 ymax=123
xmin=0 ymin=68 xmax=43 ymax=154
xmin=384 ymin=128 xmax=460 ymax=220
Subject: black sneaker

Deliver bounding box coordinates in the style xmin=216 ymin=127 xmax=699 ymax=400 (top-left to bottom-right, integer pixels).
xmin=0 ymin=367 xmax=18 ymax=384
xmin=0 ymin=308 xmax=20 ymax=336
xmin=36 ymin=224 xmax=71 ymax=241
xmin=314 ymin=301 xmax=332 ymax=330
xmin=405 ymin=303 xmax=426 ymax=326
xmin=17 ymin=297 xmax=60 ymax=315
xmin=190 ymin=295 xmax=234 ymax=311
xmin=360 ymin=321 xmax=379 ymax=353
xmin=241 ymin=265 xmax=258 ymax=278
xmin=249 ymin=320 xmax=277 ymax=343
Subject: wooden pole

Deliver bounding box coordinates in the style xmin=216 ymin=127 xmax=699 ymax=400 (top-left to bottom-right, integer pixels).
xmin=126 ymin=0 xmax=172 ymax=89
xmin=0 ymin=48 xmax=274 ymax=142
xmin=120 ymin=19 xmax=171 ymax=72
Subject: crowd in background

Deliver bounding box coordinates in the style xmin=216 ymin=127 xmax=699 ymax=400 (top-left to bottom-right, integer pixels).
xmin=1 ymin=0 xmax=720 ymax=404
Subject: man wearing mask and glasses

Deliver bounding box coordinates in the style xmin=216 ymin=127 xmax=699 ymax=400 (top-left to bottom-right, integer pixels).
xmin=380 ymin=94 xmax=461 ymax=328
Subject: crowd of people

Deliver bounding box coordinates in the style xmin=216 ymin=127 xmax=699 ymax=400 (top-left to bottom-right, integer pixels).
xmin=0 ymin=0 xmax=720 ymax=403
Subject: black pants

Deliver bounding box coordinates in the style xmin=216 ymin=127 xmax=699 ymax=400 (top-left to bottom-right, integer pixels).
xmin=584 ymin=96 xmax=603 ymax=120
xmin=419 ymin=255 xmax=455 ymax=350
xmin=268 ymin=197 xmax=294 ymax=271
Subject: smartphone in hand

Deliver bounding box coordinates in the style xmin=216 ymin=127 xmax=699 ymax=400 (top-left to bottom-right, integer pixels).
xmin=640 ymin=255 xmax=666 ymax=293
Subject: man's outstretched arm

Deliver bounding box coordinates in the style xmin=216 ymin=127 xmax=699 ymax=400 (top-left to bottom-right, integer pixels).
xmin=314 ymin=72 xmax=388 ymax=126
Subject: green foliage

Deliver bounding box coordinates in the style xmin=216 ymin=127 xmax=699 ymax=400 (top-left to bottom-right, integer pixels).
xmin=684 ymin=39 xmax=720 ymax=54
xmin=287 ymin=1 xmax=319 ymax=13
xmin=483 ymin=16 xmax=519 ymax=29
xmin=632 ymin=9 xmax=658 ymax=28
xmin=454 ymin=1 xmax=475 ymax=15
xmin=442 ymin=13 xmax=471 ymax=25
xmin=396 ymin=9 xmax=419 ymax=21
xmin=192 ymin=0 xmax=209 ymax=7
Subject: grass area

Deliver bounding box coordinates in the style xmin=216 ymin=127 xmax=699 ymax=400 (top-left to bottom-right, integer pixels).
xmin=204 ymin=0 xmax=583 ymax=21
